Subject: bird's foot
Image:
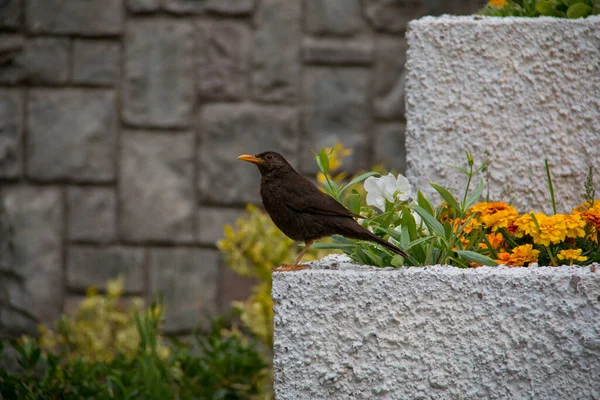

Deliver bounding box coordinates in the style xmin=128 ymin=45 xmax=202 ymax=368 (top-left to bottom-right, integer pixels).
xmin=272 ymin=263 xmax=308 ymax=272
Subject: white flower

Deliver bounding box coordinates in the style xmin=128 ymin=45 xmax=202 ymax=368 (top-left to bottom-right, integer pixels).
xmin=364 ymin=173 xmax=412 ymax=211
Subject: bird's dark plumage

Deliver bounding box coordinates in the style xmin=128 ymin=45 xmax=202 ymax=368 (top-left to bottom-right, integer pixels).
xmin=238 ymin=151 xmax=408 ymax=269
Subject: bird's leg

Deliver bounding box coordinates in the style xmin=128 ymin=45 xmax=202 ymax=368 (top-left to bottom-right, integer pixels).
xmin=274 ymin=240 xmax=314 ymax=272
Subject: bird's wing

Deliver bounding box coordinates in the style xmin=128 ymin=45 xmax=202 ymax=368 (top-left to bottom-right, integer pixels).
xmin=284 ymin=175 xmax=360 ymax=219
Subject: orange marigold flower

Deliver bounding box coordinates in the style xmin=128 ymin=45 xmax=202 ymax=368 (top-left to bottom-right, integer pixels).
xmin=581 ymin=210 xmax=600 ymax=230
xmin=557 ymin=248 xmax=588 ymax=265
xmin=488 ymin=0 xmax=508 ymax=7
xmin=573 ymin=200 xmax=600 ymax=230
xmin=496 ymin=244 xmax=539 ymax=267
xmin=478 ymin=232 xmax=504 ymax=250
xmin=468 ymin=202 xmax=518 ymax=232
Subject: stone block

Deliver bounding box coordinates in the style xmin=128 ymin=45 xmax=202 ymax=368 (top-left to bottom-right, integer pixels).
xmin=196 ymin=21 xmax=251 ymax=100
xmin=148 ymin=248 xmax=219 ymax=333
xmin=253 ymin=0 xmax=301 ymax=103
xmin=0 ymin=274 xmax=34 ymax=314
xmin=364 ymin=0 xmax=425 ymax=33
xmin=199 ymin=104 xmax=299 ymax=204
xmin=0 ymin=36 xmax=24 ymax=84
xmin=303 ymin=37 xmax=373 ymax=65
xmin=27 ymin=89 xmax=116 ymax=182
xmin=0 ymin=306 xmax=37 ymax=339
xmin=373 ymin=36 xmax=407 ymax=120
xmin=24 ymin=38 xmax=70 ymax=84
xmin=120 ymin=131 xmax=194 ymax=242
xmin=0 ymin=90 xmax=22 ymax=178
xmin=273 ymin=255 xmax=600 ymax=399
xmin=67 ymin=187 xmax=116 ymax=243
xmin=3 ymin=186 xmax=63 ymax=325
xmin=305 ymin=0 xmax=362 ymax=36
xmin=218 ymin=265 xmax=255 ymax=313
xmin=0 ymin=37 xmax=69 ymax=84
xmin=0 ymin=0 xmax=22 ymax=30
xmin=204 ymin=0 xmax=255 ymax=14
xmin=67 ymin=246 xmax=145 ymax=294
xmin=27 ymin=0 xmax=123 ymax=35
xmin=163 ymin=0 xmax=255 ymax=14
xmin=302 ymin=68 xmax=370 ymax=173
xmin=124 ymin=19 xmax=194 ymax=128
xmin=406 ymin=16 xmax=600 ymax=213
xmin=127 ymin=0 xmax=160 ymax=12
xmin=73 ymin=40 xmax=120 ymax=85
xmin=373 ymin=123 xmax=406 ymax=173
xmin=196 ymin=207 xmax=245 ymax=246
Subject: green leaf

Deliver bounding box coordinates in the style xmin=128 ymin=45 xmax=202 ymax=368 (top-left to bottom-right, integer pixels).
xmin=346 ymin=192 xmax=361 ymax=215
xmin=431 ymin=183 xmax=461 ymax=213
xmin=536 ymin=0 xmax=564 ymax=16
xmin=455 ymin=250 xmax=498 ymax=266
xmin=339 ymin=172 xmax=380 ymax=196
xmin=391 ymin=254 xmax=404 ymax=267
xmin=319 ymin=148 xmax=329 ymax=174
xmin=417 ymin=190 xmax=435 ymax=216
xmin=412 ymin=204 xmax=446 ymax=238
xmin=404 ymin=235 xmax=435 ymax=250
xmin=464 ymin=178 xmax=485 ymax=210
xmin=311 ymin=242 xmax=355 ymax=250
xmin=446 ymin=165 xmax=470 ymax=175
xmin=324 ymin=179 xmax=339 ymax=198
xmin=567 ymin=2 xmax=592 ymax=17
xmin=399 ymin=206 xmax=420 ymax=241
xmin=363 ymin=247 xmax=384 ymax=267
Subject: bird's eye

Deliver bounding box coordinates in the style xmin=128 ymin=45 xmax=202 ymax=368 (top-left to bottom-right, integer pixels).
xmin=266 ymin=154 xmax=273 ymax=160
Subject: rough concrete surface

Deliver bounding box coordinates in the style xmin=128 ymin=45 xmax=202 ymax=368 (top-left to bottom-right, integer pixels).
xmin=405 ymin=16 xmax=600 ymax=214
xmin=273 ymin=255 xmax=600 ymax=399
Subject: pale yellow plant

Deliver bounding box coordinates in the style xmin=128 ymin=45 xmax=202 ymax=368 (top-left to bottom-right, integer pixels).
xmin=38 ymin=276 xmax=170 ymax=363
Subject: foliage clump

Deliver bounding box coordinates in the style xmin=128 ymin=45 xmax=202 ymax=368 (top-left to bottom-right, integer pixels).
xmin=0 ymin=277 xmax=269 ymax=400
xmin=479 ymin=0 xmax=598 ymax=18
xmin=313 ymin=150 xmax=599 ymax=268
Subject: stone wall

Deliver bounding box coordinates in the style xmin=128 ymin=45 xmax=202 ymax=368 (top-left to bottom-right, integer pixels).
xmin=0 ymin=0 xmax=484 ymax=336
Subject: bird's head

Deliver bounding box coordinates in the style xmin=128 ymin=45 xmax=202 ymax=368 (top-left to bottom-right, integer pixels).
xmin=238 ymin=151 xmax=294 ymax=175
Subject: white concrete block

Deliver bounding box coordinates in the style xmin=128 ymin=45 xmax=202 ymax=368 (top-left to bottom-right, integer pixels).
xmin=405 ymin=16 xmax=600 ymax=214
xmin=273 ymin=255 xmax=600 ymax=399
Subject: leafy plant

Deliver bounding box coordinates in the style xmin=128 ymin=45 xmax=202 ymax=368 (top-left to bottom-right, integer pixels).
xmin=479 ymin=0 xmax=598 ymax=18
xmin=0 ymin=279 xmax=269 ymax=400
xmin=313 ymin=150 xmax=599 ymax=268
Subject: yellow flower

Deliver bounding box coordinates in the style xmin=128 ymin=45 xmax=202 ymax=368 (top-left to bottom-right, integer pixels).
xmin=557 ymin=249 xmax=587 ymax=265
xmin=106 ymin=276 xmax=125 ymax=299
xmin=469 ymin=202 xmax=518 ymax=231
xmin=488 ymin=0 xmax=508 ymax=7
xmin=514 ymin=213 xmax=568 ymax=246
xmin=563 ymin=214 xmax=586 ymax=239
xmin=496 ymin=244 xmax=539 ymax=266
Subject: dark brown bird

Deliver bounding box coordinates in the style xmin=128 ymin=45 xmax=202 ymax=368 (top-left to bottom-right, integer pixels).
xmin=238 ymin=151 xmax=409 ymax=270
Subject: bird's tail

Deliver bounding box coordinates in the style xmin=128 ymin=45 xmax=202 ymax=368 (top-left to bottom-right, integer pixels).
xmin=346 ymin=225 xmax=409 ymax=259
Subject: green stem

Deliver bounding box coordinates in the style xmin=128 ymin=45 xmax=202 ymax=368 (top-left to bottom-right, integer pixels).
xmin=545 ymin=245 xmax=557 ymax=267
xmin=462 ymin=164 xmax=473 ymax=210
xmin=544 ymin=159 xmax=557 ymax=215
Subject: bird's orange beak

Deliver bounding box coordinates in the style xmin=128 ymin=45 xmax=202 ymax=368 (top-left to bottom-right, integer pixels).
xmin=238 ymin=154 xmax=263 ymax=164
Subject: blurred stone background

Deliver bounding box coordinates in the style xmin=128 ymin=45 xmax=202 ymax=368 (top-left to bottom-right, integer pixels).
xmin=0 ymin=0 xmax=484 ymax=338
